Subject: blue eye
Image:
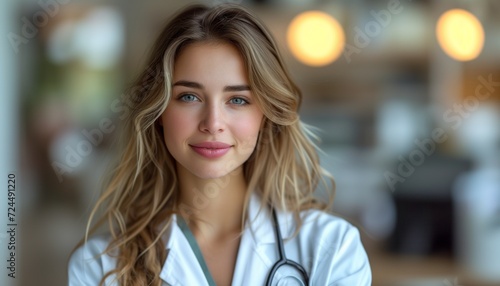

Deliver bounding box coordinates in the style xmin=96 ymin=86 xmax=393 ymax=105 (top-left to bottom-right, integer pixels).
xmin=230 ymin=97 xmax=249 ymax=105
xmin=179 ymin=94 xmax=199 ymax=102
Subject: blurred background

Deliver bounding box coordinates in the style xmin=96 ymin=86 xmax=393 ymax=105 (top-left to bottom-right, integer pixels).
xmin=1 ymin=0 xmax=500 ymax=285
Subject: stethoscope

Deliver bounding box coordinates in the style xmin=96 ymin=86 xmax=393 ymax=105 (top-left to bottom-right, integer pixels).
xmin=265 ymin=207 xmax=309 ymax=286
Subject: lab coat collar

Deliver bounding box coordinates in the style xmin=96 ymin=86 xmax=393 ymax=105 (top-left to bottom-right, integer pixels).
xmin=245 ymin=191 xmax=295 ymax=245
xmin=158 ymin=191 xmax=292 ymax=285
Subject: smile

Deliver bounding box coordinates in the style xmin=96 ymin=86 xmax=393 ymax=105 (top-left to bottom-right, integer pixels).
xmin=189 ymin=142 xmax=232 ymax=159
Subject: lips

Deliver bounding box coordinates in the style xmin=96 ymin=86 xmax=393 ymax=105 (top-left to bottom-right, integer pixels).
xmin=190 ymin=142 xmax=232 ymax=149
xmin=189 ymin=141 xmax=232 ymax=159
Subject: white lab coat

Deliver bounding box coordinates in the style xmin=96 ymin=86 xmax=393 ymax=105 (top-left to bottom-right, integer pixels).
xmin=68 ymin=192 xmax=371 ymax=285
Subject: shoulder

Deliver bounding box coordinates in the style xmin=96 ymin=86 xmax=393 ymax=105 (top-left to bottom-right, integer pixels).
xmin=297 ymin=209 xmax=362 ymax=246
xmin=300 ymin=209 xmax=357 ymax=234
xmin=293 ymin=209 xmax=372 ymax=285
xmin=68 ymin=234 xmax=117 ymax=286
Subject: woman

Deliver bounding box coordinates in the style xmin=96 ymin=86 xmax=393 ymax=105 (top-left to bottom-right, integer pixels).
xmin=68 ymin=3 xmax=371 ymax=286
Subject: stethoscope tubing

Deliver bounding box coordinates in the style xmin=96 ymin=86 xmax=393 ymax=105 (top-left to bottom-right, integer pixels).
xmin=265 ymin=207 xmax=310 ymax=286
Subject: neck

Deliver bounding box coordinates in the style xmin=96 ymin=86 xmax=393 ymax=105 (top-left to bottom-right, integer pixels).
xmin=176 ymin=164 xmax=247 ymax=241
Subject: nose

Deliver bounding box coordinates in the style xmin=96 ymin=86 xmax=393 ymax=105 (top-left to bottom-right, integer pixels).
xmin=199 ymin=102 xmax=225 ymax=134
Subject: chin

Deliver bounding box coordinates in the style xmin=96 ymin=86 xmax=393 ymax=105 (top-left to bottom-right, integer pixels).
xmin=194 ymin=169 xmax=232 ymax=180
xmin=189 ymin=164 xmax=242 ymax=180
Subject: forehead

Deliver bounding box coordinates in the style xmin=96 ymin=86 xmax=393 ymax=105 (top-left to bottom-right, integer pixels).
xmin=173 ymin=41 xmax=249 ymax=84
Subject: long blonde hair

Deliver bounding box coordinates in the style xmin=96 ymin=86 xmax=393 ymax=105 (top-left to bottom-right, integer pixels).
xmin=79 ymin=3 xmax=334 ymax=285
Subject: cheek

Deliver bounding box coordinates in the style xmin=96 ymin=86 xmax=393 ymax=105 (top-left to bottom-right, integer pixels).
xmin=235 ymin=115 xmax=263 ymax=152
xmin=161 ymin=108 xmax=194 ymax=144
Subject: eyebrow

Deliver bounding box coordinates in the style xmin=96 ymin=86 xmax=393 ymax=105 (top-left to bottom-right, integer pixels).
xmin=172 ymin=80 xmax=251 ymax=92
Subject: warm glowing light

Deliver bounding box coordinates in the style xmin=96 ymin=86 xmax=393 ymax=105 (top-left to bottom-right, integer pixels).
xmin=436 ymin=9 xmax=484 ymax=61
xmin=287 ymin=11 xmax=345 ymax=66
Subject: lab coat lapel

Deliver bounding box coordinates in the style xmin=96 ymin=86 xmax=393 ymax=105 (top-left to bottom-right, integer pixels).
xmin=159 ymin=215 xmax=209 ymax=286
xmin=231 ymin=192 xmax=292 ymax=286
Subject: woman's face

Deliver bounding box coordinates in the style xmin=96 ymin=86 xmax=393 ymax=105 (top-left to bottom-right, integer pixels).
xmin=160 ymin=41 xmax=264 ymax=180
